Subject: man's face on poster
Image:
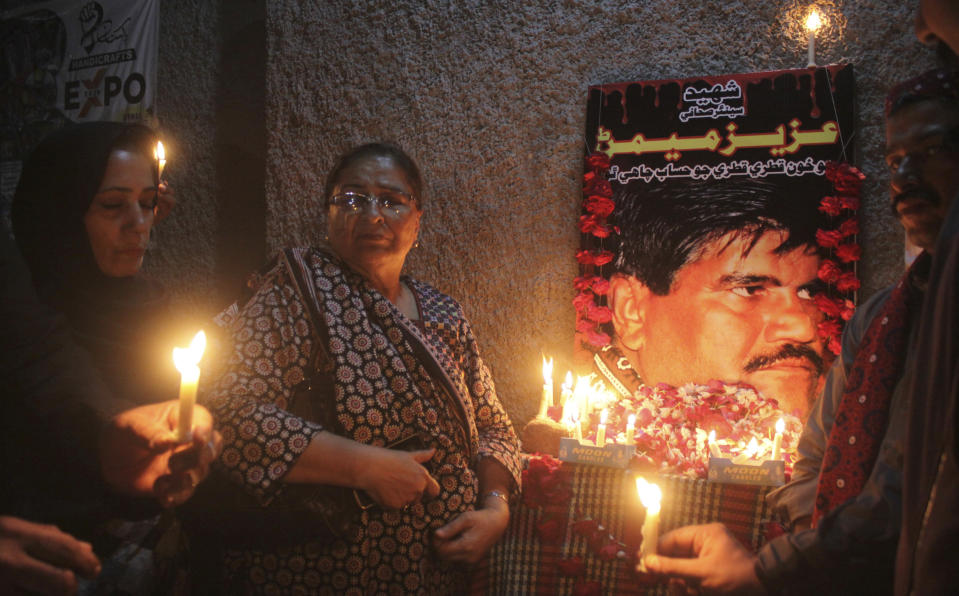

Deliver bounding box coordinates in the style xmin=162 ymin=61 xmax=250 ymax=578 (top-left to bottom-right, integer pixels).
xmin=613 ymin=230 xmax=825 ymax=418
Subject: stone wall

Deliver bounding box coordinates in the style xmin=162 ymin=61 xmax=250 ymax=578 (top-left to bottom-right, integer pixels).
xmin=154 ymin=1 xmax=935 ymax=428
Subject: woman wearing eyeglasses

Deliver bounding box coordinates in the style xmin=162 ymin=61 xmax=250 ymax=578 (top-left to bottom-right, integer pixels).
xmin=205 ymin=143 xmax=520 ymax=594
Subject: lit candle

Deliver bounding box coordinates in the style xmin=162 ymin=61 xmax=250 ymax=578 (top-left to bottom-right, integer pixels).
xmin=636 ymin=476 xmax=662 ymax=568
xmin=572 ymin=376 xmax=591 ymax=430
xmin=772 ymin=418 xmax=785 ymax=460
xmin=155 ymin=141 xmax=167 ymax=179
xmin=537 ymin=356 xmax=554 ymax=418
xmin=596 ymin=408 xmax=609 ymax=446
xmin=733 ymin=437 xmax=761 ymax=465
xmin=708 ymin=430 xmax=722 ymax=458
xmin=806 ymin=9 xmax=821 ymax=68
xmin=625 ymin=413 xmax=636 ymax=445
xmin=571 ymin=410 xmax=583 ymax=443
xmin=173 ymin=330 xmax=206 ymax=442
xmin=560 ymin=371 xmax=573 ymax=406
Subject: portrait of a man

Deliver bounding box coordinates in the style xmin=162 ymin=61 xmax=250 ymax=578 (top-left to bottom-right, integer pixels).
xmin=597 ymin=177 xmax=828 ymax=419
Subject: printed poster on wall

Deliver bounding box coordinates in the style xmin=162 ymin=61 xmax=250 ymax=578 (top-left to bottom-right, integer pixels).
xmin=1 ymin=0 xmax=159 ymax=221
xmin=576 ymin=65 xmax=857 ymax=420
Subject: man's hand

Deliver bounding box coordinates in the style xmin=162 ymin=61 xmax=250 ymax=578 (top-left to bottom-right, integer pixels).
xmin=640 ymin=523 xmax=764 ymax=595
xmin=99 ymin=401 xmax=222 ymax=507
xmin=0 ymin=516 xmax=100 ymax=595
xmin=433 ymin=495 xmax=509 ymax=564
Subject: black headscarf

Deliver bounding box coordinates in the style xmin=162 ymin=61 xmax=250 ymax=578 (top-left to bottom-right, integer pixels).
xmin=11 ymin=122 xmax=178 ymax=405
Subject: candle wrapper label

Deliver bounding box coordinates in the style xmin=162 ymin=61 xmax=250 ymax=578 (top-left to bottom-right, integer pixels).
xmin=707 ymin=457 xmax=785 ymax=486
xmin=558 ymin=437 xmax=634 ymax=469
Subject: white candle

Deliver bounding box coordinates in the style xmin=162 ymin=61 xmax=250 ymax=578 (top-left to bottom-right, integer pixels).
xmin=537 ymin=356 xmax=554 ymax=418
xmin=571 ymin=410 xmax=583 ymax=443
xmin=560 ymin=371 xmax=573 ymax=406
xmin=806 ymin=9 xmax=821 ymax=68
xmin=625 ymin=414 xmax=636 ymax=445
xmin=173 ymin=330 xmax=206 ymax=442
xmin=155 ymin=141 xmax=167 ymax=179
xmin=708 ymin=430 xmax=722 ymax=458
xmin=733 ymin=437 xmax=761 ymax=465
xmin=772 ymin=418 xmax=785 ymax=461
xmin=596 ymin=409 xmax=609 ymax=446
xmin=636 ymin=477 xmax=662 ymax=569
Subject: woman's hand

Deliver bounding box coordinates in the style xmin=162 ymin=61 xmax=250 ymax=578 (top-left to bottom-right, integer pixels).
xmin=355 ymin=448 xmax=441 ymax=510
xmin=99 ymin=401 xmax=222 ymax=507
xmin=432 ymin=494 xmax=510 ymax=563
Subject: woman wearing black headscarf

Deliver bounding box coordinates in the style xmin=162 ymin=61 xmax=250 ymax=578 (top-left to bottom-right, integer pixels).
xmin=10 ymin=122 xmax=201 ymax=594
xmin=12 ymin=121 xmax=183 ymax=407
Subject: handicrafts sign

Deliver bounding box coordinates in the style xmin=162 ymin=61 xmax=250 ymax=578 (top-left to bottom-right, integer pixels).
xmin=0 ymin=0 xmax=159 ymax=222
xmin=578 ymin=65 xmax=858 ymax=420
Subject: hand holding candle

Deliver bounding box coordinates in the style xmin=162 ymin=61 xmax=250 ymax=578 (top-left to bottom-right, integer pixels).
xmin=636 ymin=476 xmax=662 ymax=572
xmin=173 ymin=330 xmax=206 ymax=442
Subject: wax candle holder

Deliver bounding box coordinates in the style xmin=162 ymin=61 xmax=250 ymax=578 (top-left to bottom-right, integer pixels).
xmin=707 ymin=457 xmax=785 ymax=486
xmin=558 ymin=437 xmax=634 ymax=469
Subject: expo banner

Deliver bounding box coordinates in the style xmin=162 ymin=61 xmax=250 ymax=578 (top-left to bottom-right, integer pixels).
xmin=1 ymin=0 xmax=159 ymax=221
xmin=577 ymin=66 xmax=857 ymax=419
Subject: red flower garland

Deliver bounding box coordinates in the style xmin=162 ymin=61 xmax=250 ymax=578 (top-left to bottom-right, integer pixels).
xmin=814 ymin=161 xmax=864 ymax=356
xmin=523 ymin=454 xmax=632 ymax=594
xmin=575 ymin=153 xmax=618 ymax=353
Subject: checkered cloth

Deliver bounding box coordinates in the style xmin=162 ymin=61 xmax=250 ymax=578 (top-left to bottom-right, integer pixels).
xmin=471 ymin=462 xmax=772 ymax=595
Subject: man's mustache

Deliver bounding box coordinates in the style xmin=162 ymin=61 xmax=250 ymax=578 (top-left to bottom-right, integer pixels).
xmin=743 ymin=343 xmax=825 ymax=377
xmin=891 ymin=187 xmax=941 ymax=218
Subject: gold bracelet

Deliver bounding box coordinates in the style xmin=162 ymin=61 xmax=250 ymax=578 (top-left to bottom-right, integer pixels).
xmin=483 ymin=490 xmax=510 ymax=508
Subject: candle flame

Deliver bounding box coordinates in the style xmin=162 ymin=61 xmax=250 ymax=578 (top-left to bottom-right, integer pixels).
xmin=563 ymin=370 xmax=573 ymax=390
xmin=627 ymin=413 xmax=636 ymax=428
xmin=173 ymin=330 xmax=206 ymax=374
xmin=600 ymin=409 xmax=608 ymax=425
xmin=805 ymin=9 xmax=822 ymax=32
xmin=542 ymin=356 xmax=553 ymax=384
xmin=708 ymin=430 xmax=716 ymax=443
xmin=636 ymin=477 xmax=662 ymax=515
xmin=155 ymin=141 xmax=166 ymax=162
xmin=775 ymin=418 xmax=785 ymax=433
xmin=745 ymin=437 xmax=759 ymax=456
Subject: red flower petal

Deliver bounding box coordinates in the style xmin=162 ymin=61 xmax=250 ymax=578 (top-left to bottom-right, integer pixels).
xmin=585 ymin=195 xmax=615 ymax=218
xmin=593 ymin=250 xmax=614 ymax=266
xmin=816 ymin=228 xmax=843 ymax=248
xmin=819 ymin=195 xmax=842 ymax=216
xmin=587 ymin=304 xmax=613 ymax=324
xmin=586 ymin=328 xmax=611 ymax=347
xmin=835 ymin=243 xmax=861 ymax=262
xmin=591 ymin=278 xmax=610 ymax=295
xmin=585 ymin=153 xmax=611 ymax=172
xmin=837 ymin=218 xmax=859 ymax=237
xmin=817 ymin=259 xmax=841 ymax=283
xmin=835 ymin=272 xmax=861 ymax=292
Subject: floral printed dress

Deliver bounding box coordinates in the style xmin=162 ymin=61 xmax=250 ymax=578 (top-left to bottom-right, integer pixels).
xmin=205 ymin=247 xmax=521 ymax=595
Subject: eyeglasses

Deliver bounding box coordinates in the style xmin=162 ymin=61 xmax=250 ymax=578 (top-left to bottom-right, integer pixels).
xmin=329 ymin=190 xmax=417 ymax=217
xmin=886 ymin=128 xmax=959 ymax=175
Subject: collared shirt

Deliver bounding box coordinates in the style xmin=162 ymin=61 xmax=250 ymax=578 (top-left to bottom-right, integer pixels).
xmin=756 ymin=258 xmax=929 ymax=595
